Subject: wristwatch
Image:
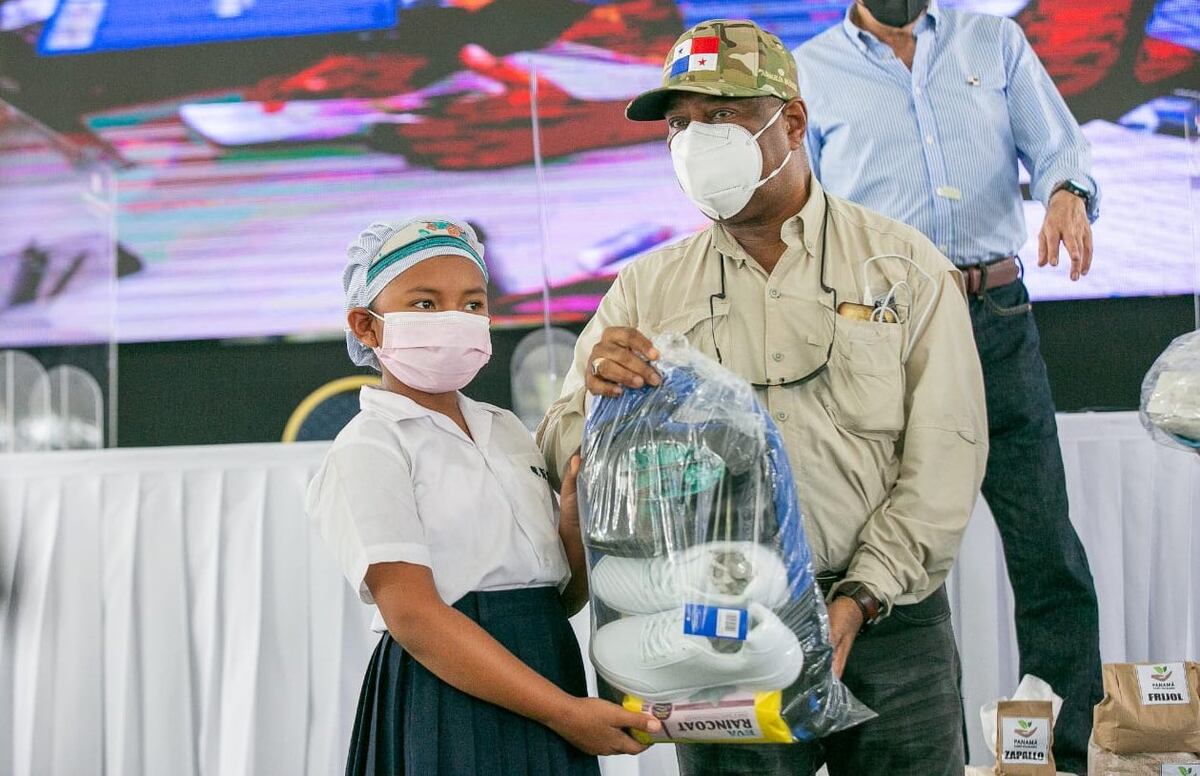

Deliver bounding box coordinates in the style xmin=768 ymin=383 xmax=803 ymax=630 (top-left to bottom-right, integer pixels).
xmin=836 ymin=582 xmax=883 ymax=631
xmin=1052 ymin=178 xmax=1092 ymax=210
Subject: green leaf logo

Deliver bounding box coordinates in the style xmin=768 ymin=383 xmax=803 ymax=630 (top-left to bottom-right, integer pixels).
xmin=1179 ymin=767 xmax=1194 ymax=776
xmin=1014 ymin=719 xmax=1039 ymax=738
xmin=1157 ymin=666 xmax=1168 ymax=674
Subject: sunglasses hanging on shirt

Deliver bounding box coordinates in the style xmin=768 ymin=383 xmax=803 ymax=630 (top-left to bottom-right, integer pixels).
xmin=708 ymin=191 xmax=838 ymax=388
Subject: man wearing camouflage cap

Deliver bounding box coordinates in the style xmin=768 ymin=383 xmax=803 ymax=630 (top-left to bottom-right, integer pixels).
xmin=538 ymin=19 xmax=987 ymax=775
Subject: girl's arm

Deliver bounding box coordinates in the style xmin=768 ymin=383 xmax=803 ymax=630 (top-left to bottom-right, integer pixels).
xmin=366 ymin=561 xmax=659 ymax=756
xmin=557 ymin=455 xmax=590 ymax=616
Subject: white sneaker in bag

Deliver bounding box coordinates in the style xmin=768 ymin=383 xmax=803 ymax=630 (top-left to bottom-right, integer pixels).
xmin=590 ymin=540 xmax=791 ymax=615
xmin=591 ymin=602 xmax=803 ymax=701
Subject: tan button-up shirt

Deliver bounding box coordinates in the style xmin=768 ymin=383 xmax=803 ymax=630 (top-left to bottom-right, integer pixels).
xmin=537 ymin=178 xmax=988 ymax=611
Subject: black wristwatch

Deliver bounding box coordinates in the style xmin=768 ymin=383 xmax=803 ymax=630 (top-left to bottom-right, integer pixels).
xmin=836 ymin=582 xmax=883 ymax=631
xmin=1052 ymin=178 xmax=1092 ymax=210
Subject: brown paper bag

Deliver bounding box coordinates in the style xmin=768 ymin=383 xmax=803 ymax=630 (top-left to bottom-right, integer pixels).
xmin=1087 ymin=736 xmax=1200 ymax=775
xmin=995 ymin=699 xmax=1056 ymax=776
xmin=1094 ymin=662 xmax=1200 ymax=755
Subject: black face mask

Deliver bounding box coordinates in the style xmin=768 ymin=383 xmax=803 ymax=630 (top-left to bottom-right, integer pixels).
xmin=860 ymin=0 xmax=928 ymax=28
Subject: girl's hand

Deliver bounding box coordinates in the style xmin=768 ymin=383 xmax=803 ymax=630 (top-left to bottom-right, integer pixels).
xmin=559 ymin=454 xmax=582 ymax=530
xmin=550 ymin=697 xmax=660 ymax=756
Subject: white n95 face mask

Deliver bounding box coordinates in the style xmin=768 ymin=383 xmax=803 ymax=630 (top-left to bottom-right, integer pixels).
xmin=669 ymin=103 xmax=794 ymax=221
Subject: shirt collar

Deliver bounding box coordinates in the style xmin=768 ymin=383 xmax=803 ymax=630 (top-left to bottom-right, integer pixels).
xmin=359 ymin=386 xmax=498 ymax=447
xmin=359 ymin=385 xmax=434 ymax=421
xmin=842 ymin=0 xmax=940 ymax=52
xmin=711 ymin=174 xmax=828 ymax=268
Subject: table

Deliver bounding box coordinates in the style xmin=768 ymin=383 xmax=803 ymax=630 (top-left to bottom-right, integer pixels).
xmin=1 ymin=412 xmax=1196 ymax=775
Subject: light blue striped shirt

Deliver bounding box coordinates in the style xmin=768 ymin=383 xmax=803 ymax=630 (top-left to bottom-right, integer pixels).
xmin=795 ymin=0 xmax=1100 ymax=266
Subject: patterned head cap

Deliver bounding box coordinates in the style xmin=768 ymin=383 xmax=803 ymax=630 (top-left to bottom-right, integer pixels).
xmin=626 ymin=19 xmax=799 ymax=122
xmin=343 ymin=217 xmax=487 ymax=369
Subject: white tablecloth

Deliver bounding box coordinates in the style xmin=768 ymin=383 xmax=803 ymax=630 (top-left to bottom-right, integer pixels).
xmin=1 ymin=412 xmax=1197 ymax=776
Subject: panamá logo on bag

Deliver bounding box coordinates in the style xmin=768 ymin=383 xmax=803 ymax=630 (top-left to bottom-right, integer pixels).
xmin=1015 ymin=719 xmax=1039 ymax=737
xmin=1000 ymin=715 xmax=1050 ymax=764
xmin=1012 ymin=719 xmax=1041 ymax=738
xmin=1136 ymin=662 xmax=1190 ymax=705
xmin=1162 ymin=765 xmax=1200 ymax=776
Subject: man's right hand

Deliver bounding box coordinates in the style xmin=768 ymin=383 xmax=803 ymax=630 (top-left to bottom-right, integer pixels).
xmin=585 ymin=327 xmax=663 ymax=397
xmin=827 ymin=596 xmax=865 ymax=679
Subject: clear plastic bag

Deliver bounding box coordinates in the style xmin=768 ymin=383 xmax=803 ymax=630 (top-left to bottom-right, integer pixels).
xmin=579 ymin=334 xmax=874 ymax=744
xmin=1140 ymin=330 xmax=1200 ymax=451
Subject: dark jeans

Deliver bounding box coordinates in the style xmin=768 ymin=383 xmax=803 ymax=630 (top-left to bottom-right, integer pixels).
xmin=969 ymin=276 xmax=1102 ymax=774
xmin=677 ymin=587 xmax=964 ymax=776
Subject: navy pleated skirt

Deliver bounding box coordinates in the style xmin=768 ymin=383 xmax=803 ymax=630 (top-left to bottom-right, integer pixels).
xmin=346 ymin=586 xmax=601 ymax=776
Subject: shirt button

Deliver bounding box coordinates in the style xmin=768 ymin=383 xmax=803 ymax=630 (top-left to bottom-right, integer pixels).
xmin=772 ymin=352 xmax=784 ymax=362
xmin=769 ymin=289 xmax=781 ymax=299
xmin=925 ymin=134 xmax=934 ymax=144
xmin=914 ymin=86 xmax=922 ymax=95
xmin=775 ymin=411 xmax=789 ymax=423
xmin=938 ymin=244 xmax=949 ymax=252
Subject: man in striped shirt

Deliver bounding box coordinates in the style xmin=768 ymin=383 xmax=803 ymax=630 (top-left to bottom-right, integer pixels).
xmin=796 ymin=2 xmax=1101 ymax=772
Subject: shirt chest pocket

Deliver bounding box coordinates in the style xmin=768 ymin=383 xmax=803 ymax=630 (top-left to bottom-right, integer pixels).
xmin=942 ymin=61 xmax=1010 ymax=142
xmin=824 ymin=318 xmax=905 ymax=437
xmin=503 ymin=452 xmax=558 ymax=530
xmin=652 ymin=300 xmax=729 ymax=363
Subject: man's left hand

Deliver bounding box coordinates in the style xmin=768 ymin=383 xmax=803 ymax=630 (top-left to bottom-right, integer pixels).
xmin=1038 ymin=190 xmax=1093 ymax=281
xmin=827 ymin=596 xmax=865 ymax=679
xmin=559 ymin=454 xmax=581 ymax=530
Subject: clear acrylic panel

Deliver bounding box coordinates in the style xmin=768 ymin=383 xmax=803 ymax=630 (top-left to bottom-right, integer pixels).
xmin=510 ymin=326 xmax=578 ymax=432
xmin=0 ymin=349 xmax=50 ymax=452
xmin=520 ymin=58 xmax=578 ymax=431
xmin=1183 ymin=89 xmax=1200 ymax=331
xmin=0 ymin=99 xmax=117 ymax=448
xmin=516 ymin=45 xmax=680 ymax=329
xmin=28 ymin=364 xmax=105 ymax=450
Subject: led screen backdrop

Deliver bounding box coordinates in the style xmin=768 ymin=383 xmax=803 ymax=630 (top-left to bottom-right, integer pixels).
xmin=0 ymin=0 xmax=1196 ymax=345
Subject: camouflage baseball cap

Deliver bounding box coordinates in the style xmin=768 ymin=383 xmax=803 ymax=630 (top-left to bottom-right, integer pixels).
xmin=626 ymin=19 xmax=799 ymax=122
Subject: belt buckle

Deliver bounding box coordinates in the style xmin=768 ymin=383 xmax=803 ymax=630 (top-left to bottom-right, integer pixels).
xmin=964 ymin=263 xmax=985 ymax=296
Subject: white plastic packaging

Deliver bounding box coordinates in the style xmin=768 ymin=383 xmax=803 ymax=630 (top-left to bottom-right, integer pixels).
xmin=1140 ymin=330 xmax=1200 ymax=451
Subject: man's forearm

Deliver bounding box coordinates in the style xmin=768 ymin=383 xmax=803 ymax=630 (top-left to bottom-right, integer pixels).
xmin=842 ymin=269 xmax=988 ymax=610
xmin=536 ymin=393 xmax=586 ymax=491
xmin=559 ymin=519 xmax=589 ymax=616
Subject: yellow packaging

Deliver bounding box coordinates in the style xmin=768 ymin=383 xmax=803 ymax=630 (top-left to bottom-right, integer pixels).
xmin=623 ymin=691 xmax=794 ymax=744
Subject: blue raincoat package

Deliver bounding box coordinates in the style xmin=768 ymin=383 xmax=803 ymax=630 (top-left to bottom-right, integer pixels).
xmin=579 ymin=334 xmax=874 ymax=744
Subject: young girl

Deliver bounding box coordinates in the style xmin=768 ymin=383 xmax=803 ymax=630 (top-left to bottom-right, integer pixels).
xmin=307 ymin=218 xmax=658 ymax=775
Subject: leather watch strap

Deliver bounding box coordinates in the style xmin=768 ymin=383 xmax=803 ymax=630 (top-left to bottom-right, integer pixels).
xmin=836 ymin=582 xmax=882 ymax=630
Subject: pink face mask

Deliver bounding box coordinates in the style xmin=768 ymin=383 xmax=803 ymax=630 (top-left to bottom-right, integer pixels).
xmin=368 ymin=310 xmax=492 ymax=394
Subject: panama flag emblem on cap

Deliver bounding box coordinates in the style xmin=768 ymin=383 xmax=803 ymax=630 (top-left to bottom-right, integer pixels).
xmin=669 ymin=35 xmax=719 ymax=77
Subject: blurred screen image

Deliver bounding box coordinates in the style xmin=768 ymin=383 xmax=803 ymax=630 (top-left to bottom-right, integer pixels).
xmin=37 ymin=0 xmax=398 ymax=54
xmin=1 ymin=0 xmax=1197 ymax=346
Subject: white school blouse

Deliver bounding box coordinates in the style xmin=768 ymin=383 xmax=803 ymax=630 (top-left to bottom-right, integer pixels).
xmin=306 ymin=387 xmax=570 ymax=632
